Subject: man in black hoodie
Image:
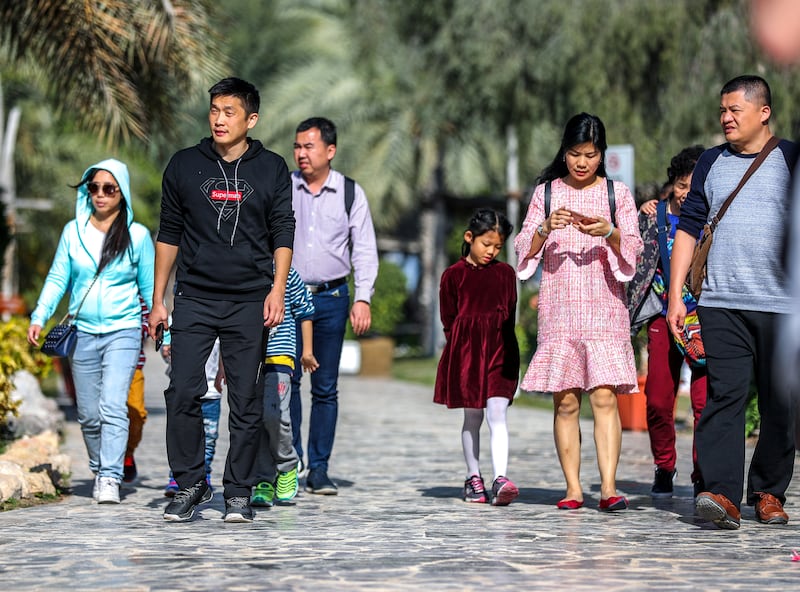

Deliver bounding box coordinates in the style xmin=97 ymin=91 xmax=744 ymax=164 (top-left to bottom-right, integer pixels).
xmin=150 ymin=77 xmax=294 ymax=523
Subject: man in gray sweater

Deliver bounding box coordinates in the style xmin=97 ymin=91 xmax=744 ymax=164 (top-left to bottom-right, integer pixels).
xmin=668 ymin=75 xmax=798 ymax=530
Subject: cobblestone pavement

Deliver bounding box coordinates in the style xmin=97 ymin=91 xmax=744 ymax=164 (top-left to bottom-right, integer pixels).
xmin=1 ymin=353 xmax=799 ymax=591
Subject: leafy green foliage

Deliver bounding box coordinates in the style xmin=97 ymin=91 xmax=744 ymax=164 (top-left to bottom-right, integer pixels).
xmin=345 ymin=259 xmax=408 ymax=338
xmin=0 ymin=317 xmax=53 ymax=429
xmin=0 ymin=0 xmax=226 ymax=145
xmin=370 ymin=260 xmax=408 ymax=336
xmin=745 ymin=384 xmax=761 ymax=438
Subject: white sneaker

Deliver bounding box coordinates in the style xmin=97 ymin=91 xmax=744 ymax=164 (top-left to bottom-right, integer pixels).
xmin=92 ymin=475 xmax=100 ymax=500
xmin=96 ymin=476 xmax=121 ymax=504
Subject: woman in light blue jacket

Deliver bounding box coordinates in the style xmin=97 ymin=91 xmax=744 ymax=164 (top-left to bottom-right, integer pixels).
xmin=27 ymin=158 xmax=154 ymax=504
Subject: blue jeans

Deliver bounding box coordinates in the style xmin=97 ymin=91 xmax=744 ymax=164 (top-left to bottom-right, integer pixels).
xmin=71 ymin=328 xmax=140 ymax=480
xmin=201 ymin=398 xmax=221 ymax=475
xmin=291 ymin=284 xmax=349 ymax=472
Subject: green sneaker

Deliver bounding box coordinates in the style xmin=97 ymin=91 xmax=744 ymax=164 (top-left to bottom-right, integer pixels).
xmin=276 ymin=468 xmax=299 ymax=502
xmin=251 ymin=481 xmax=275 ymax=507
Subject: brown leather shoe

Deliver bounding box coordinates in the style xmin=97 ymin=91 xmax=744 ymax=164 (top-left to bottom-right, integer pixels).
xmin=754 ymin=492 xmax=789 ymax=525
xmin=695 ymin=492 xmax=741 ymax=529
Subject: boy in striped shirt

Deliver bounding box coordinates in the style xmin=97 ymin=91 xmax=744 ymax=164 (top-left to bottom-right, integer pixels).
xmin=252 ymin=267 xmax=318 ymax=506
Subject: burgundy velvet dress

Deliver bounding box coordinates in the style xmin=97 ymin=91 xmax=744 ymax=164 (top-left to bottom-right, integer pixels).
xmin=434 ymin=258 xmax=520 ymax=409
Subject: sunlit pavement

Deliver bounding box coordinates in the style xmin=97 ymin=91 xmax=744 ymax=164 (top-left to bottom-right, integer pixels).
xmin=1 ymin=351 xmax=798 ymax=591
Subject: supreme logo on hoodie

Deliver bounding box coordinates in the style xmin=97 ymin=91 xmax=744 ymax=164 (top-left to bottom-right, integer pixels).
xmin=202 ymin=178 xmax=254 ymax=220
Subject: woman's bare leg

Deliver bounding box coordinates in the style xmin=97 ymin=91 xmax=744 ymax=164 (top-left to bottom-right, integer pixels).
xmin=553 ymin=389 xmax=583 ymax=502
xmin=589 ymin=386 xmax=622 ymax=499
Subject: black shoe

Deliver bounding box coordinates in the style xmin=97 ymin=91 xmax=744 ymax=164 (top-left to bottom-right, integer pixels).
xmin=305 ymin=468 xmax=338 ymax=495
xmin=651 ymin=468 xmax=676 ymax=498
xmin=122 ymin=455 xmax=137 ymax=484
xmin=224 ymin=496 xmax=254 ymax=523
xmin=163 ymin=480 xmax=212 ymax=522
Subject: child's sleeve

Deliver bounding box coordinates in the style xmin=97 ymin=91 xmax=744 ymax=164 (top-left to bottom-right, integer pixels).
xmin=287 ymin=270 xmax=315 ymax=321
xmin=439 ymin=268 xmax=458 ymax=337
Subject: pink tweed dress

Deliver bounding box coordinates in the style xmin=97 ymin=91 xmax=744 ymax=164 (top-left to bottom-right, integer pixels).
xmin=515 ymin=177 xmax=643 ymax=394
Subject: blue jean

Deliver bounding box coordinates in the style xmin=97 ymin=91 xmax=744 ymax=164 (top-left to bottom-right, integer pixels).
xmin=290 ymin=284 xmax=349 ymax=472
xmin=71 ymin=327 xmax=140 ymax=480
xmin=201 ymin=398 xmax=221 ymax=475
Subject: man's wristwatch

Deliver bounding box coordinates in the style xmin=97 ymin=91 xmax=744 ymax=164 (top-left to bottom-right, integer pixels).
xmin=537 ymin=224 xmax=549 ymax=237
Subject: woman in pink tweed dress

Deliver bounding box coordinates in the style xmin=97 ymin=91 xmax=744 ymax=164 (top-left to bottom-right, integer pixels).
xmin=515 ymin=113 xmax=643 ymax=512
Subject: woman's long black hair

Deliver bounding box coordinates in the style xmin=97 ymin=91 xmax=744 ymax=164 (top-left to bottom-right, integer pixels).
xmin=461 ymin=208 xmax=513 ymax=257
xmin=73 ymin=169 xmax=131 ymax=273
xmin=536 ymin=112 xmax=608 ymax=185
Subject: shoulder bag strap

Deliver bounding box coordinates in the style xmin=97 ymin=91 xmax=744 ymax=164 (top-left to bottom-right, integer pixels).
xmin=710 ymin=135 xmax=780 ymax=231
xmin=656 ymin=200 xmax=670 ymax=288
xmin=60 ymin=272 xmax=100 ymax=325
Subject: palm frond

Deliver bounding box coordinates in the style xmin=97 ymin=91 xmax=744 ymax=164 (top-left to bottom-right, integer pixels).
xmin=0 ymin=0 xmax=225 ymax=145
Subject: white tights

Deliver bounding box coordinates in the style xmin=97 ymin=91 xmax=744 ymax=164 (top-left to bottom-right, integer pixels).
xmin=461 ymin=396 xmax=510 ymax=480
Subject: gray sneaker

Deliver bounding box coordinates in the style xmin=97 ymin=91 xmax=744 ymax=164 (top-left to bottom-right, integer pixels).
xmin=224 ymin=496 xmax=254 ymax=523
xmin=163 ymin=480 xmax=212 ymax=522
xmin=96 ymin=476 xmax=121 ymax=504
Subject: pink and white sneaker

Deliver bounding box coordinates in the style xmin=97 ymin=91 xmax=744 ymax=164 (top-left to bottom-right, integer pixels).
xmin=490 ymin=476 xmax=519 ymax=506
xmin=463 ymin=474 xmax=487 ymax=503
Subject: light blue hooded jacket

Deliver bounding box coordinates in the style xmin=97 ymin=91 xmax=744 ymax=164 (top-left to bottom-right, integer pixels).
xmin=31 ymin=159 xmax=155 ymax=334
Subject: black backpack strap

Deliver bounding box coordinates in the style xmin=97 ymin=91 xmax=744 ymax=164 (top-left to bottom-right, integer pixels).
xmin=344 ymin=176 xmax=355 ymax=217
xmin=544 ymin=181 xmax=552 ymax=218
xmin=655 ymin=199 xmax=670 ymax=288
xmin=607 ymin=178 xmax=616 ymax=226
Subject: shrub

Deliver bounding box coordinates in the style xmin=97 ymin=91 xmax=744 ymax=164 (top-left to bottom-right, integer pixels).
xmin=0 ymin=317 xmax=53 ymax=430
xmin=345 ymin=259 xmax=408 ymax=339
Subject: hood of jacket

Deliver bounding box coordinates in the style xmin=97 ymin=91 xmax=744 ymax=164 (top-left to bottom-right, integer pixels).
xmin=196 ymin=136 xmax=265 ymax=163
xmin=75 ymin=158 xmax=134 ymax=229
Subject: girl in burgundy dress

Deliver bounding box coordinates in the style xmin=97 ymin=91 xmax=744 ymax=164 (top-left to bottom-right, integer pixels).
xmin=434 ymin=209 xmax=520 ymax=506
xmin=515 ymin=113 xmax=643 ymax=512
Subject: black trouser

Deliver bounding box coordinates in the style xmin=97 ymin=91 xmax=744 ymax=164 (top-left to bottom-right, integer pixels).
xmin=165 ymin=295 xmax=266 ymax=498
xmin=695 ymin=306 xmax=796 ymax=509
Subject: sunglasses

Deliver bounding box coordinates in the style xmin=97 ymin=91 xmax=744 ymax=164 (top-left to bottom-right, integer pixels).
xmin=87 ymin=182 xmax=119 ymax=197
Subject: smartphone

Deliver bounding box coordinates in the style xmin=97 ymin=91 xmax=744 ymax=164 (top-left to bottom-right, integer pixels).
xmin=155 ymin=323 xmax=164 ymax=351
xmin=567 ymin=210 xmax=598 ymax=225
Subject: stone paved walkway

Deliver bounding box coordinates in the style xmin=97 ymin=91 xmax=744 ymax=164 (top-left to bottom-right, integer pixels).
xmin=1 ymin=352 xmax=799 ymax=591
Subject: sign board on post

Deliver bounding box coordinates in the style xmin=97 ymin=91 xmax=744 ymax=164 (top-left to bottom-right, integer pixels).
xmin=606 ymin=144 xmax=635 ymax=191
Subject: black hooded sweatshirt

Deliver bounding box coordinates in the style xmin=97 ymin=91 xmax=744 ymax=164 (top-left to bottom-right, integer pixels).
xmin=158 ymin=137 xmax=295 ymax=301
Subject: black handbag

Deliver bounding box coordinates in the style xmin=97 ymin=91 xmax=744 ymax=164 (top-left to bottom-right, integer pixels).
xmin=40 ymin=273 xmax=99 ymax=358
xmin=40 ymin=319 xmax=78 ymax=357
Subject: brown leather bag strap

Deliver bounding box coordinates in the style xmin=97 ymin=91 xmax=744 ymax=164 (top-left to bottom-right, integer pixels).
xmin=710 ymin=135 xmax=780 ymax=231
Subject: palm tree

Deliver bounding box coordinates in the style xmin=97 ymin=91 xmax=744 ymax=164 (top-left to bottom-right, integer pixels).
xmin=0 ymin=0 xmax=227 ymax=306
xmin=0 ymin=0 xmax=226 ymax=145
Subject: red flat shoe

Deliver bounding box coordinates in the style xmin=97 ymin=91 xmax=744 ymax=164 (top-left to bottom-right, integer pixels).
xmin=599 ymin=496 xmax=628 ymax=511
xmin=556 ymin=499 xmax=584 ymax=510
